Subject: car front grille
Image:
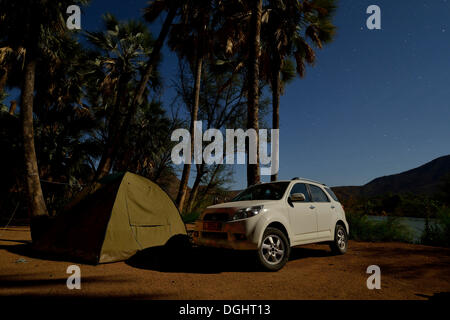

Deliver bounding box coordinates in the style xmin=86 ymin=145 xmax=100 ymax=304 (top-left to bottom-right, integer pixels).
xmin=201 ymin=232 xmax=228 ymax=240
xmin=203 ymin=213 xmax=230 ymax=222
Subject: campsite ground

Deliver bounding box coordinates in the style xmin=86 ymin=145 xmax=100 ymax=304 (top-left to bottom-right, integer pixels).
xmin=0 ymin=226 xmax=449 ymax=300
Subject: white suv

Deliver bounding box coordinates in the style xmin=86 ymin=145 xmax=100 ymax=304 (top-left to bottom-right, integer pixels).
xmin=193 ymin=178 xmax=349 ymax=271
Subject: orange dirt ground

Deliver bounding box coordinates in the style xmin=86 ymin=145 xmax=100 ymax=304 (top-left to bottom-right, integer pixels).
xmin=0 ymin=226 xmax=449 ymax=300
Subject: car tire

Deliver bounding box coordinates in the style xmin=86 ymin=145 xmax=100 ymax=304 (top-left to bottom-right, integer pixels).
xmin=257 ymin=227 xmax=290 ymax=271
xmin=330 ymin=224 xmax=348 ymax=255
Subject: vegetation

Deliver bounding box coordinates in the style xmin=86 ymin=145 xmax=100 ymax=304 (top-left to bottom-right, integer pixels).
xmin=0 ymin=1 xmax=339 ymax=240
xmin=0 ymin=8 xmax=173 ymax=229
xmin=181 ymin=211 xmax=202 ymax=224
xmin=343 ymin=176 xmax=450 ymax=246
xmin=2 ymin=0 xmax=448 ymax=251
xmin=1 ymin=1 xmax=448 ymax=250
xmin=346 ymin=208 xmax=450 ymax=248
xmin=341 ymin=193 xmax=442 ymax=218
xmin=420 ymin=207 xmax=450 ymax=247
xmin=261 ymin=0 xmax=336 ymax=181
xmin=168 ymin=0 xmax=217 ymax=212
xmin=346 ymin=211 xmax=413 ymax=243
xmin=338 ymin=174 xmax=450 ymax=219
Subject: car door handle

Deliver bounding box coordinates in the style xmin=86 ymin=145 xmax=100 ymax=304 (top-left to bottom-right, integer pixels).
xmin=309 ymin=205 xmax=315 ymax=209
xmin=331 ymin=205 xmax=335 ymax=209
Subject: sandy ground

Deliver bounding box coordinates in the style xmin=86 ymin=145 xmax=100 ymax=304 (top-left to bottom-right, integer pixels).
xmin=0 ymin=226 xmax=449 ymax=300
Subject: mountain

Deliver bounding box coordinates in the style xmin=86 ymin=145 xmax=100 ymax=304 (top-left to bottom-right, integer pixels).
xmin=332 ymin=155 xmax=450 ymax=200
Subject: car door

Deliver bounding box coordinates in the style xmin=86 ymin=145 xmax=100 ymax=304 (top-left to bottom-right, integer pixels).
xmin=308 ymin=184 xmax=333 ymax=238
xmin=286 ymin=183 xmax=318 ymax=241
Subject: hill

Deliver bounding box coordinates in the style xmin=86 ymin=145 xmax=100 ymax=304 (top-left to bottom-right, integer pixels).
xmin=332 ymin=155 xmax=450 ymax=201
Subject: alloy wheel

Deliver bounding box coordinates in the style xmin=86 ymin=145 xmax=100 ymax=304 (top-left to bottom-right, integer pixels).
xmin=261 ymin=234 xmax=285 ymax=265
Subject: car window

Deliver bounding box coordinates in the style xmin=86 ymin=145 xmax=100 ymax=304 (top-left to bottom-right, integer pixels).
xmin=308 ymin=184 xmax=330 ymax=202
xmin=231 ymin=182 xmax=290 ymax=201
xmin=325 ymin=187 xmax=339 ymax=202
xmin=289 ymin=183 xmax=311 ymax=202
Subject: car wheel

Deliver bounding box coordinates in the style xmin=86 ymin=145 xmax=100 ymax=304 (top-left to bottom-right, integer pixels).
xmin=257 ymin=227 xmax=290 ymax=271
xmin=330 ymin=224 xmax=348 ymax=255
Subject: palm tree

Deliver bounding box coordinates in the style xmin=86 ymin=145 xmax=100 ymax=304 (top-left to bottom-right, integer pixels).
xmin=93 ymin=0 xmax=182 ymax=180
xmin=0 ymin=47 xmax=21 ymax=92
xmin=168 ymin=0 xmax=216 ymax=212
xmin=0 ymin=0 xmax=88 ymax=240
xmin=31 ymin=35 xmax=99 ymax=211
xmin=263 ymin=0 xmax=336 ymax=181
xmin=209 ymin=0 xmax=273 ymax=187
xmin=137 ymin=0 xmax=180 ymax=104
xmin=113 ymin=100 xmax=180 ymax=184
xmin=179 ymin=61 xmax=247 ymax=212
xmin=88 ymin=14 xmax=155 ymax=180
xmin=246 ymin=0 xmax=263 ymax=187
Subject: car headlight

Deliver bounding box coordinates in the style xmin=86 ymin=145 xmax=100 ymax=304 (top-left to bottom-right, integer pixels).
xmin=232 ymin=205 xmax=264 ymax=220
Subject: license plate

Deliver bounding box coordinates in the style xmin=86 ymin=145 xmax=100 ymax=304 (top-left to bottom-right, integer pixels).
xmin=203 ymin=221 xmax=222 ymax=231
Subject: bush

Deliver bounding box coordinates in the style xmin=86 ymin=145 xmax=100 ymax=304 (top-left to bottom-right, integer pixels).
xmin=420 ymin=207 xmax=450 ymax=247
xmin=346 ymin=212 xmax=413 ymax=242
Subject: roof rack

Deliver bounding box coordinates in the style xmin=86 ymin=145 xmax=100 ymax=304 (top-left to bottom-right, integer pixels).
xmin=291 ymin=177 xmax=327 ymax=186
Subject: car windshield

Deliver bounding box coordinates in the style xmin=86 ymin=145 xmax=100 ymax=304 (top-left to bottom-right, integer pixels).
xmin=231 ymin=182 xmax=290 ymax=201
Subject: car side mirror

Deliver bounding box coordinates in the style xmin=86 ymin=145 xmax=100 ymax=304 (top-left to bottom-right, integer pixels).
xmin=290 ymin=193 xmax=306 ymax=202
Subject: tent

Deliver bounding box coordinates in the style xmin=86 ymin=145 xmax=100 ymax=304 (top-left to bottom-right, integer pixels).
xmin=33 ymin=172 xmax=187 ymax=264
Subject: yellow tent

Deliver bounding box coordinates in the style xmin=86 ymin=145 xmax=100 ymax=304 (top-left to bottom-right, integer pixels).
xmin=33 ymin=172 xmax=187 ymax=263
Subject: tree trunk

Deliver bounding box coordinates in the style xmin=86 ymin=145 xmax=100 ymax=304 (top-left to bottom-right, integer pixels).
xmin=175 ymin=55 xmax=203 ymax=213
xmin=270 ymin=58 xmax=281 ymax=182
xmin=9 ymin=100 xmax=17 ymax=115
xmin=186 ymin=164 xmax=204 ymax=213
xmin=246 ymin=0 xmax=262 ymax=187
xmin=203 ymin=165 xmax=220 ymax=195
xmin=94 ymin=73 xmax=130 ymax=180
xmin=130 ymin=7 xmax=177 ymax=109
xmin=94 ymin=8 xmax=177 ymax=181
xmin=21 ymin=56 xmax=48 ymax=241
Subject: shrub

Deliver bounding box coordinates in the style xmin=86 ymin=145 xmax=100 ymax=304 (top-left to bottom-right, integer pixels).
xmin=346 ymin=212 xmax=413 ymax=242
xmin=420 ymin=207 xmax=450 ymax=247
